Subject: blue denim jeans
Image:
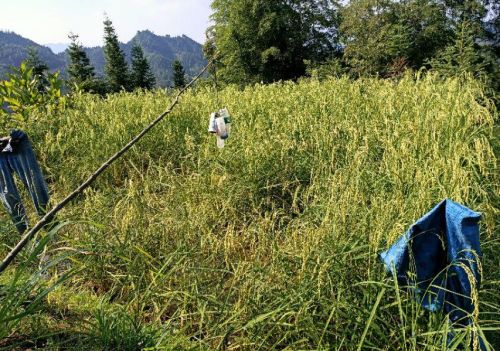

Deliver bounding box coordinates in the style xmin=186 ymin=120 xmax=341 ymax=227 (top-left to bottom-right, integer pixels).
xmin=0 ymin=130 xmax=50 ymax=233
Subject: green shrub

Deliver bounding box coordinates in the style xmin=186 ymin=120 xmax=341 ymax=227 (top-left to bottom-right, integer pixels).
xmin=0 ymin=62 xmax=65 ymax=130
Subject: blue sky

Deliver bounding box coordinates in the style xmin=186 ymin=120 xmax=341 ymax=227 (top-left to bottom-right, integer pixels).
xmin=0 ymin=0 xmax=212 ymax=45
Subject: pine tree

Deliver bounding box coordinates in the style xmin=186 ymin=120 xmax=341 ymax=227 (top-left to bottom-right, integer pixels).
xmin=130 ymin=42 xmax=156 ymax=90
xmin=430 ymin=21 xmax=487 ymax=78
xmin=67 ymin=33 xmax=96 ymax=90
xmin=172 ymin=60 xmax=186 ymax=88
xmin=25 ymin=47 xmax=49 ymax=92
xmin=103 ymin=16 xmax=130 ymax=92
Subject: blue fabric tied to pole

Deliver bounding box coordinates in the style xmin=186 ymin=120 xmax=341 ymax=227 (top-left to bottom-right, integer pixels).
xmin=380 ymin=199 xmax=486 ymax=349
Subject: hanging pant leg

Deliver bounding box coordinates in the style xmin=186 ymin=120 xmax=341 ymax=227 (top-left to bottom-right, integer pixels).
xmin=7 ymin=130 xmax=50 ymax=217
xmin=0 ymin=155 xmax=28 ymax=233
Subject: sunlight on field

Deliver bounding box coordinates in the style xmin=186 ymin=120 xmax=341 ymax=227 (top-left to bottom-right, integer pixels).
xmin=0 ymin=75 xmax=498 ymax=350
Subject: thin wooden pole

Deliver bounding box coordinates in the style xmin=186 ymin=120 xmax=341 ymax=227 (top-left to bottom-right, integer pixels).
xmin=0 ymin=60 xmax=213 ymax=274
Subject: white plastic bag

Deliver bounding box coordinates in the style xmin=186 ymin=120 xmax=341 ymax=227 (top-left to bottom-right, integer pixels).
xmin=208 ymin=112 xmax=217 ymax=133
xmin=208 ymin=108 xmax=232 ymax=149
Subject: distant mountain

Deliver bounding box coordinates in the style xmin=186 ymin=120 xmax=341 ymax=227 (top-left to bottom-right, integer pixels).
xmin=0 ymin=31 xmax=65 ymax=76
xmin=131 ymin=30 xmax=207 ymax=86
xmin=0 ymin=30 xmax=207 ymax=87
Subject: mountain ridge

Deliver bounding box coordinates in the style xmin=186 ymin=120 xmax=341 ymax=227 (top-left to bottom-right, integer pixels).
xmin=0 ymin=30 xmax=207 ymax=87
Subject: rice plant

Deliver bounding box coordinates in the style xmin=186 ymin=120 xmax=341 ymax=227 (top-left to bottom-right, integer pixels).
xmin=0 ymin=74 xmax=497 ymax=349
xmin=0 ymin=224 xmax=74 ymax=349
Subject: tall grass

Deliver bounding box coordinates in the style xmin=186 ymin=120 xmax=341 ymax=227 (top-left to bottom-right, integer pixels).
xmin=0 ymin=224 xmax=74 ymax=349
xmin=0 ymin=74 xmax=498 ymax=349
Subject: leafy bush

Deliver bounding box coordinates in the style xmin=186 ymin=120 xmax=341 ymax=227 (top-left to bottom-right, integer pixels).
xmin=0 ymin=62 xmax=66 ymax=130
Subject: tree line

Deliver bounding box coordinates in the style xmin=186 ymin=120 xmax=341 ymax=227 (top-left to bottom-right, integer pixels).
xmin=18 ymin=16 xmax=188 ymax=95
xmin=68 ymin=16 xmax=188 ymax=93
xmin=204 ymin=0 xmax=499 ymax=92
xmin=4 ymin=1 xmax=499 ymax=97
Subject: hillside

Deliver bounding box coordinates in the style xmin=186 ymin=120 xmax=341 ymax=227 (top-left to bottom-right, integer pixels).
xmin=0 ymin=30 xmax=206 ymax=86
xmin=0 ymin=31 xmax=65 ymax=75
xmin=0 ymin=76 xmax=497 ymax=349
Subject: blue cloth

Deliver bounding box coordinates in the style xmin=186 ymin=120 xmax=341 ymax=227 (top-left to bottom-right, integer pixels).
xmin=0 ymin=130 xmax=50 ymax=233
xmin=380 ymin=199 xmax=484 ymax=347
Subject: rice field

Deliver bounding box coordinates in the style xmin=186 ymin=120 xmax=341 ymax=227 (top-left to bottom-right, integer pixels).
xmin=0 ymin=74 xmax=498 ymax=350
